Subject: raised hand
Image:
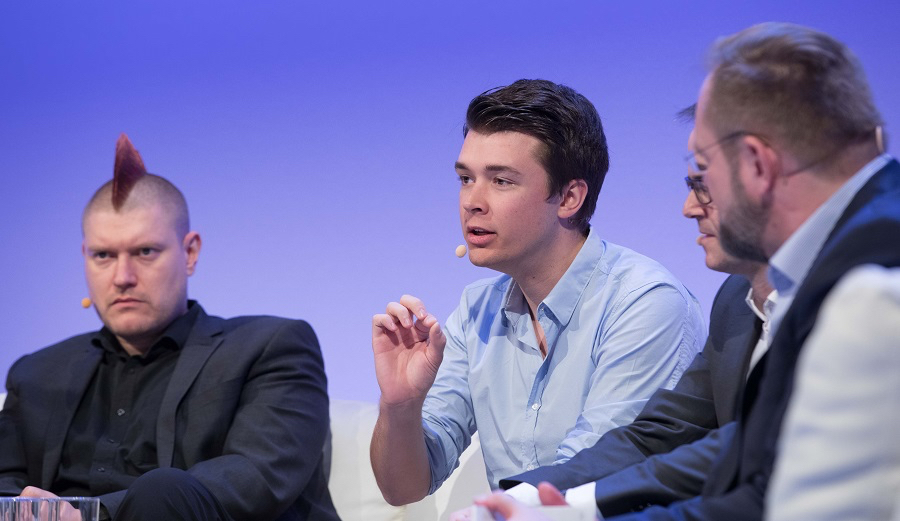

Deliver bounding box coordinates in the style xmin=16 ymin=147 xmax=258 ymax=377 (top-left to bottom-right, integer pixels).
xmin=372 ymin=294 xmax=446 ymax=406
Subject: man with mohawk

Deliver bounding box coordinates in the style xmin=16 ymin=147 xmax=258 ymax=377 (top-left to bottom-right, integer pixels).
xmin=0 ymin=135 xmax=340 ymax=521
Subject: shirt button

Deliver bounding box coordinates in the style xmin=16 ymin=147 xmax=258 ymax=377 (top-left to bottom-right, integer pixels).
xmin=531 ymin=403 xmax=539 ymax=411
xmin=107 ymin=438 xmax=115 ymax=443
xmin=116 ymin=408 xmax=126 ymax=416
xmin=98 ymin=467 xmax=105 ymax=473
xmin=526 ymin=464 xmax=536 ymax=471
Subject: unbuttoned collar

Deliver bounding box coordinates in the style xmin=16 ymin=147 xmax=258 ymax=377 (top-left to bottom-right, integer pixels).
xmin=501 ymin=227 xmax=604 ymax=327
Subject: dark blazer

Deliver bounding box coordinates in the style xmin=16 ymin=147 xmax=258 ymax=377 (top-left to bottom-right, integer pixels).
xmin=612 ymin=159 xmax=900 ymax=520
xmin=0 ymin=305 xmax=341 ymax=521
xmin=500 ymin=275 xmax=759 ymax=500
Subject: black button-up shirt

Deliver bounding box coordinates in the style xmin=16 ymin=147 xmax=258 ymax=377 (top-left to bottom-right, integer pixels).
xmin=52 ymin=302 xmax=200 ymax=496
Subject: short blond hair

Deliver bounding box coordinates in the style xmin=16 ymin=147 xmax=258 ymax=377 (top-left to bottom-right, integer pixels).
xmin=706 ymin=22 xmax=882 ymax=165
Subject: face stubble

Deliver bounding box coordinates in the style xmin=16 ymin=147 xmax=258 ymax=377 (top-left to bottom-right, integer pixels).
xmin=718 ymin=154 xmax=771 ymax=264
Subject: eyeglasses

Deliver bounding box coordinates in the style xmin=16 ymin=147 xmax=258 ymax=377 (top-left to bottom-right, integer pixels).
xmin=683 ymin=130 xmax=759 ymax=206
xmin=684 ymin=176 xmax=712 ymax=205
xmin=684 ymin=130 xmax=751 ymax=175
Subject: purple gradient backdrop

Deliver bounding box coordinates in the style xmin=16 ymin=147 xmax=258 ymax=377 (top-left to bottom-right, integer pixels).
xmin=2 ymin=1 xmax=898 ymax=401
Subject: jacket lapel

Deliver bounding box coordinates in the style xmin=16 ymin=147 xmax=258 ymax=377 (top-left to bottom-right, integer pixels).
xmin=736 ymin=160 xmax=900 ymax=482
xmin=42 ymin=344 xmax=103 ymax=487
xmin=156 ymin=307 xmax=224 ymax=468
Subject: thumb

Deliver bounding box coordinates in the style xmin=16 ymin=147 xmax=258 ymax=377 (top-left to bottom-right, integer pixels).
xmin=427 ymin=321 xmax=446 ymax=361
xmin=537 ymin=482 xmax=568 ymax=506
xmin=20 ymin=486 xmax=58 ymax=498
xmin=474 ymin=492 xmax=520 ymax=518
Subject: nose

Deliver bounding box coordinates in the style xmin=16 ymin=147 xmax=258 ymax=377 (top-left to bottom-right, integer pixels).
xmin=460 ymin=181 xmax=487 ymax=214
xmin=682 ymin=189 xmax=704 ymax=219
xmin=113 ymin=255 xmax=137 ymax=289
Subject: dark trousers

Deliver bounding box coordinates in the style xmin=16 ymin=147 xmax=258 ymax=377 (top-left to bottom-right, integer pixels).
xmin=115 ymin=468 xmax=230 ymax=521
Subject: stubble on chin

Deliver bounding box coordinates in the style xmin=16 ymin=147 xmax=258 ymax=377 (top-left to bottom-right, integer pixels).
xmin=718 ymin=171 xmax=770 ymax=264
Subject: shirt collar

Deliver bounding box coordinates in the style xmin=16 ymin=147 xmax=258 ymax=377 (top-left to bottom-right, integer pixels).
xmin=744 ymin=288 xmax=778 ymax=323
xmin=92 ymin=300 xmax=201 ymax=358
xmin=768 ymin=153 xmax=892 ymax=295
xmin=501 ymin=227 xmax=603 ymax=326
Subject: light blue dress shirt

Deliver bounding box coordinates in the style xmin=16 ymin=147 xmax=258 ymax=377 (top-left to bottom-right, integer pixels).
xmin=421 ymin=228 xmax=706 ymax=491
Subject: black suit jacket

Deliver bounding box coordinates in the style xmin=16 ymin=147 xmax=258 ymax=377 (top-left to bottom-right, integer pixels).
xmin=500 ymin=275 xmax=759 ymax=501
xmin=0 ymin=305 xmax=341 ymax=521
xmin=611 ymin=159 xmax=900 ymax=520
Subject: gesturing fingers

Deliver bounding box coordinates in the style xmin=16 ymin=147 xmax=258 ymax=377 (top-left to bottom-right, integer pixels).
xmin=385 ymin=301 xmax=417 ymax=329
xmin=384 ymin=297 xmax=438 ymax=336
xmin=399 ymin=294 xmax=428 ymax=321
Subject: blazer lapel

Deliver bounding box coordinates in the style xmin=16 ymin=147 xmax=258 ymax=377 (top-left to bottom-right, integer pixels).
xmin=830 ymin=159 xmax=900 ymax=235
xmin=753 ymin=161 xmax=900 ymax=420
xmin=42 ymin=344 xmax=103 ymax=487
xmin=731 ymin=317 xmax=764 ymax=417
xmin=735 ymin=161 xmax=900 ymax=486
xmin=711 ymin=287 xmax=759 ymax=424
xmin=156 ymin=307 xmax=224 ymax=468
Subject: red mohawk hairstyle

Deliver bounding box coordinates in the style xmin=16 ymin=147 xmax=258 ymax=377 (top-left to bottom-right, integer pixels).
xmin=112 ymin=133 xmax=147 ymax=210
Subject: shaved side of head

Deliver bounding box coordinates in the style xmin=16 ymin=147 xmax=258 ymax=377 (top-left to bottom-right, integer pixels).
xmin=83 ymin=174 xmax=190 ymax=239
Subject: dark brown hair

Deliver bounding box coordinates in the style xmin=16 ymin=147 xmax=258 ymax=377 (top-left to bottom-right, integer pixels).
xmin=464 ymin=79 xmax=609 ymax=234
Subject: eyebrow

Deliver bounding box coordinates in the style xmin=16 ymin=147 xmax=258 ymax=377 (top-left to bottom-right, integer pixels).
xmin=454 ymin=161 xmax=524 ymax=176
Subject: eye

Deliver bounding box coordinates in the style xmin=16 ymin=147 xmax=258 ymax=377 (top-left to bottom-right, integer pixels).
xmin=458 ymin=174 xmax=473 ymax=185
xmin=687 ymin=153 xmax=708 ymax=174
xmin=94 ymin=251 xmax=109 ymax=260
xmin=493 ymin=177 xmax=512 ymax=186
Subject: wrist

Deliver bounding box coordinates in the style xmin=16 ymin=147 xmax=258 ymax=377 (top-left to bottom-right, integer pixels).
xmin=378 ymin=395 xmax=426 ymax=418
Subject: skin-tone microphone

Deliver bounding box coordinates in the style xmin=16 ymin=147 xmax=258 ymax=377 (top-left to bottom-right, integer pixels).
xmin=81 ymin=298 xmax=92 ymax=309
xmin=455 ymin=244 xmax=467 ymax=258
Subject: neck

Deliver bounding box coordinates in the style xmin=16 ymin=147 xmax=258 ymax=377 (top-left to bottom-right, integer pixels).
xmin=747 ymin=265 xmax=774 ymax=311
xmin=113 ymin=303 xmax=189 ymax=357
xmin=117 ymin=336 xmax=155 ymax=357
xmin=766 ymin=141 xmax=880 ymax=256
xmin=515 ymin=230 xmax=587 ymax=317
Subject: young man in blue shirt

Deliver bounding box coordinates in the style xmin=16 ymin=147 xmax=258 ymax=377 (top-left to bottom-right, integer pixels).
xmin=370 ymin=79 xmax=705 ymax=505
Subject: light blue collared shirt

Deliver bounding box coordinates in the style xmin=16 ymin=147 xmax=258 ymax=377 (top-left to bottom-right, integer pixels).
xmin=768 ymin=154 xmax=892 ymax=336
xmin=421 ymin=228 xmax=706 ymax=490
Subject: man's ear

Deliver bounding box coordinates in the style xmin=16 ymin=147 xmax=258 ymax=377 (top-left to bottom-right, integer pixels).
xmin=184 ymin=231 xmax=202 ymax=276
xmin=557 ymin=179 xmax=589 ymax=220
xmin=740 ymin=135 xmax=780 ymax=201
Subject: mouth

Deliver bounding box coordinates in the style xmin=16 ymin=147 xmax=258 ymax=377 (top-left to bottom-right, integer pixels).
xmin=112 ymin=297 xmax=143 ymax=306
xmin=696 ymin=230 xmax=718 ymax=248
xmin=466 ymin=226 xmax=496 ymax=246
xmin=697 ymin=225 xmax=716 ymax=237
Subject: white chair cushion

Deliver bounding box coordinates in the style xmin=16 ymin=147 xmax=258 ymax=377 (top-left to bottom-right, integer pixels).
xmin=328 ymin=399 xmax=407 ymax=521
xmin=328 ymin=399 xmax=490 ymax=521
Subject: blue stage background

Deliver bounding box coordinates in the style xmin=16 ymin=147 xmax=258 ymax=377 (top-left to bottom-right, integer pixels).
xmin=2 ymin=0 xmax=898 ymax=401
